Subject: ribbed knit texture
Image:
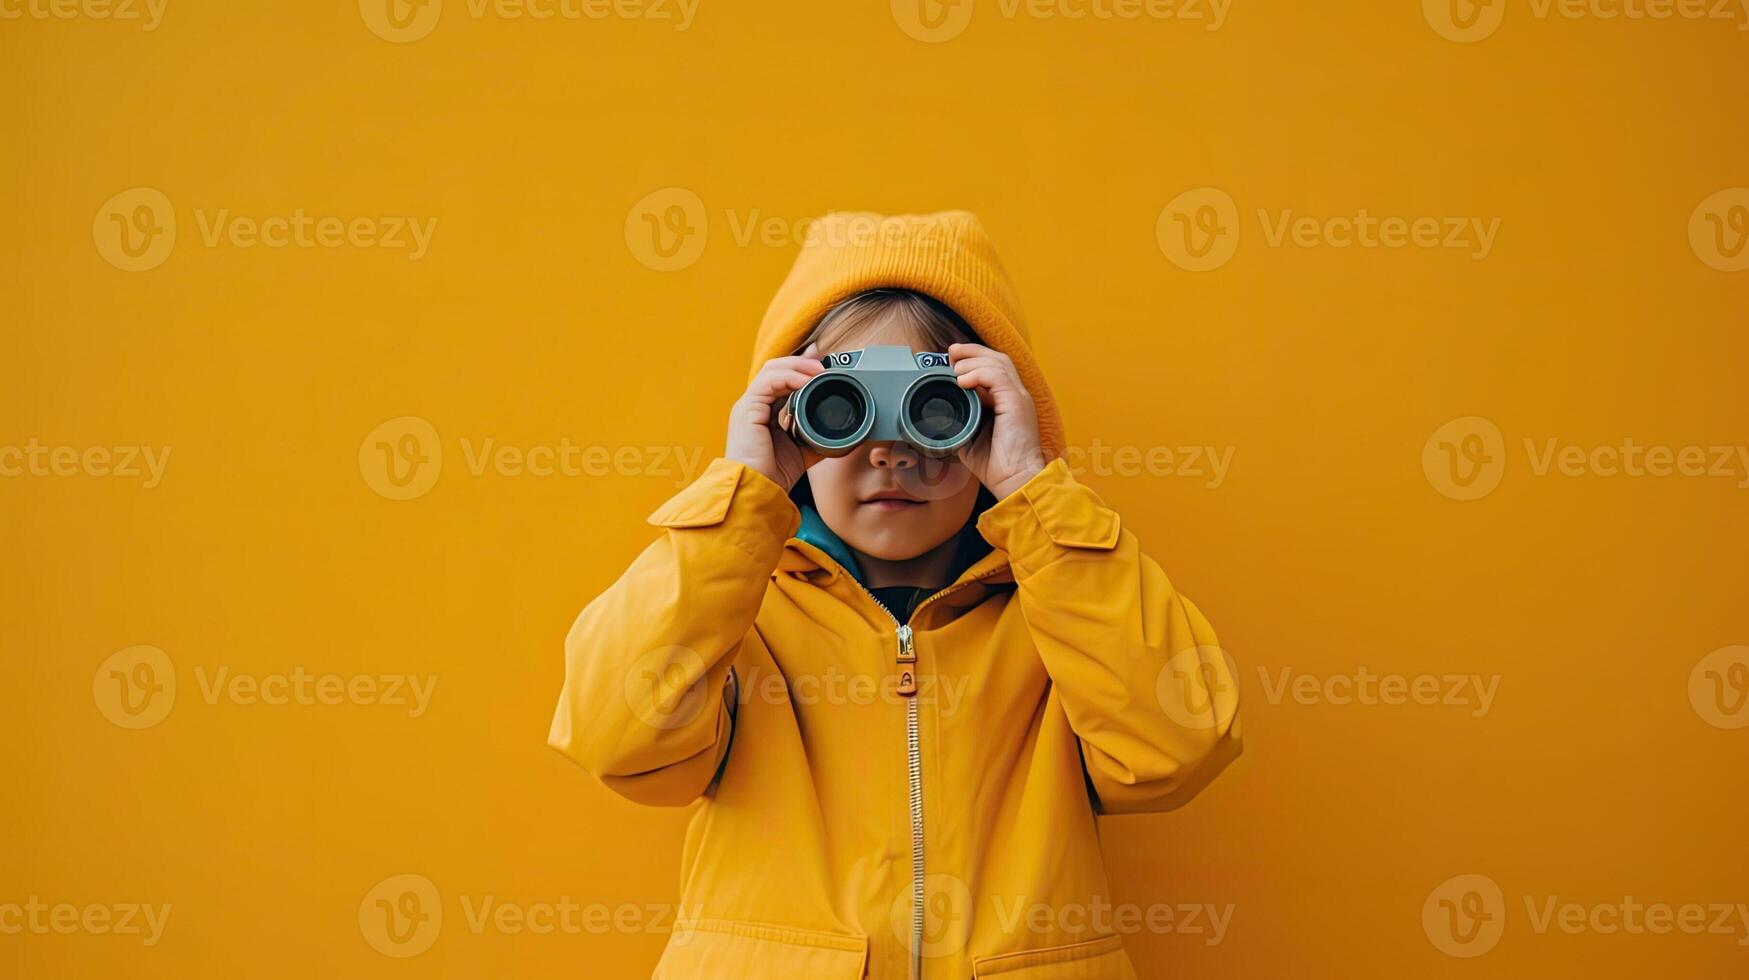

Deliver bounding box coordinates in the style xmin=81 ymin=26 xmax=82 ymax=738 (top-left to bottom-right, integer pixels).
xmin=748 ymin=210 xmax=1066 ymax=461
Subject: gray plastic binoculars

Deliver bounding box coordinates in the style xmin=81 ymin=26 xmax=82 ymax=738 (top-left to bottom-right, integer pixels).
xmin=785 ymin=346 xmax=983 ymax=458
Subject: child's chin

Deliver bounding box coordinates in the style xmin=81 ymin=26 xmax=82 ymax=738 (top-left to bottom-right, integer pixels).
xmin=849 ymin=522 xmax=954 ymax=563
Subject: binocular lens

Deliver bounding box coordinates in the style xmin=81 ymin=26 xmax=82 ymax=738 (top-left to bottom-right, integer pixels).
xmin=805 ymin=378 xmax=867 ymax=441
xmin=907 ymin=379 xmax=972 ymax=442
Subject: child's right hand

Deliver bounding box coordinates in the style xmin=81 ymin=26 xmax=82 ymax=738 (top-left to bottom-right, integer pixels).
xmin=725 ymin=344 xmax=826 ymax=491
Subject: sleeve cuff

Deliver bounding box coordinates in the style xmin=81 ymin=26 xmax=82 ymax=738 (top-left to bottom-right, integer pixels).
xmin=976 ymin=457 xmax=1122 ymax=574
xmin=646 ymin=457 xmax=802 ymax=557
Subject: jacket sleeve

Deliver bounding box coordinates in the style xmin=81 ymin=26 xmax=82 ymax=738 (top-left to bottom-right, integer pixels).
xmin=547 ymin=457 xmax=801 ymax=806
xmin=976 ymin=457 xmax=1242 ymax=815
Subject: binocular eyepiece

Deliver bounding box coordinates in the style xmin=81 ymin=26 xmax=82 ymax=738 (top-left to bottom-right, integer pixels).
xmin=786 ymin=346 xmax=983 ymax=458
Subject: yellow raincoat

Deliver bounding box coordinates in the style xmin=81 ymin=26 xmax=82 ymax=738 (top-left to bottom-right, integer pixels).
xmin=549 ymin=211 xmax=1241 ymax=978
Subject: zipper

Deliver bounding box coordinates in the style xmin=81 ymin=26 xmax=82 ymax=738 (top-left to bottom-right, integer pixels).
xmin=831 ymin=564 xmax=1005 ymax=980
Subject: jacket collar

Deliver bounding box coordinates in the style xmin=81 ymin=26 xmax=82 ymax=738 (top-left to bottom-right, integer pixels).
xmin=780 ymin=499 xmax=1009 ymax=591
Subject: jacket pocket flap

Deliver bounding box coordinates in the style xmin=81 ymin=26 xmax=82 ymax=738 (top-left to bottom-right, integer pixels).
xmin=1027 ymin=481 xmax=1121 ymax=550
xmin=656 ymin=919 xmax=868 ymax=978
xmin=973 ymin=933 xmax=1135 ymax=978
xmin=646 ymin=462 xmax=740 ymax=528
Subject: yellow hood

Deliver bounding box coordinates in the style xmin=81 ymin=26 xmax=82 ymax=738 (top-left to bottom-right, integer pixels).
xmin=748 ymin=210 xmax=1067 ymax=461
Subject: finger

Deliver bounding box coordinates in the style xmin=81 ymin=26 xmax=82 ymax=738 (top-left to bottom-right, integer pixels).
xmin=762 ymin=354 xmax=828 ymax=376
xmin=951 ymin=356 xmax=1009 ymax=377
xmin=955 ymin=368 xmax=1002 ymax=406
xmin=748 ymin=368 xmax=820 ymax=402
xmin=954 ymin=362 xmax=1017 ymax=393
xmin=947 ymin=342 xmax=998 ymax=363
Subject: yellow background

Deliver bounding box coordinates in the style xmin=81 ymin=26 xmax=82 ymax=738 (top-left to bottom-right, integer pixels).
xmin=4 ymin=0 xmax=1747 ymax=976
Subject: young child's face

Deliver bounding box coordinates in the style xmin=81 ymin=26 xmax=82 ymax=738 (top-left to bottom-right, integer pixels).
xmin=806 ymin=318 xmax=984 ymax=562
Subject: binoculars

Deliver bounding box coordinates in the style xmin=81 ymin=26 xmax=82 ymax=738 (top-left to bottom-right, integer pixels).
xmin=786 ymin=346 xmax=984 ymax=457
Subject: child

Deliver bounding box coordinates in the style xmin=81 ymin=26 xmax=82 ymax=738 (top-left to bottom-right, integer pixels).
xmin=549 ymin=211 xmax=1241 ymax=979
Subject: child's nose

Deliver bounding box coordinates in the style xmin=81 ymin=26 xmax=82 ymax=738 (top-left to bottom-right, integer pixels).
xmin=867 ymin=442 xmax=917 ymax=470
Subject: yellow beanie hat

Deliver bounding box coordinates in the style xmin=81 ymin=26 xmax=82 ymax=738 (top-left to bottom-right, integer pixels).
xmin=748 ymin=210 xmax=1065 ymax=462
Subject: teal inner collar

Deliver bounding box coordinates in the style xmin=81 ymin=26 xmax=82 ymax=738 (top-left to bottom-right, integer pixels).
xmin=794 ymin=499 xmax=995 ymax=589
xmin=796 ymin=502 xmax=867 ymax=581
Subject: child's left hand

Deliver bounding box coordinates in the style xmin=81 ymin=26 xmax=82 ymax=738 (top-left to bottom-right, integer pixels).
xmin=949 ymin=342 xmax=1047 ymax=500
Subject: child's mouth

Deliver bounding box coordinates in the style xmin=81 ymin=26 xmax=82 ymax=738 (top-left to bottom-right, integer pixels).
xmin=862 ymin=494 xmax=926 ymax=510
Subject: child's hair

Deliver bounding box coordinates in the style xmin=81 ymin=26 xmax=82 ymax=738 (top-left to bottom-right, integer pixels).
xmin=792 ymin=288 xmax=980 ymax=355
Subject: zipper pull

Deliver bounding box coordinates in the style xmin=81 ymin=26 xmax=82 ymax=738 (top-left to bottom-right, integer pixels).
xmin=896 ymin=624 xmax=917 ymax=697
